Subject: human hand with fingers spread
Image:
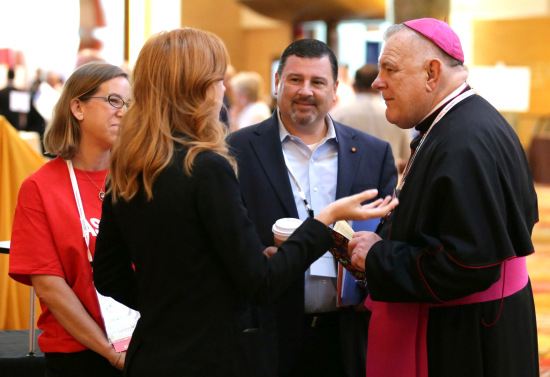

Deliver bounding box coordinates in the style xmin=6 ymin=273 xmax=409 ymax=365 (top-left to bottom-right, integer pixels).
xmin=315 ymin=189 xmax=398 ymax=226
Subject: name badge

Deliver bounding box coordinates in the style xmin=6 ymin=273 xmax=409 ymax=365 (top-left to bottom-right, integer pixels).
xmin=310 ymin=251 xmax=337 ymax=277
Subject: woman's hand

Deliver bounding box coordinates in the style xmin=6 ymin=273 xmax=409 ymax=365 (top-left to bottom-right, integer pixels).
xmin=315 ymin=189 xmax=398 ymax=226
xmin=110 ymin=351 xmax=126 ymax=370
xmin=30 ymin=275 xmax=123 ymax=369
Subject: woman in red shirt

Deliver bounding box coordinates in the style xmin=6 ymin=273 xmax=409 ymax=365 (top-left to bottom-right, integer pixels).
xmin=9 ymin=62 xmax=131 ymax=376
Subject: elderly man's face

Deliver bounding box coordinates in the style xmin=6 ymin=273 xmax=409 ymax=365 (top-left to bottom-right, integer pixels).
xmin=372 ymin=31 xmax=433 ymax=129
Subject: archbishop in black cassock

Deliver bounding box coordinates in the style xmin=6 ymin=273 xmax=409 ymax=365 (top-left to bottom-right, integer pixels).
xmin=349 ymin=18 xmax=539 ymax=377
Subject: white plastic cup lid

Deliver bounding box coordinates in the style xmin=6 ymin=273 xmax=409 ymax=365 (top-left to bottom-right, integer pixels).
xmin=272 ymin=218 xmax=303 ymax=238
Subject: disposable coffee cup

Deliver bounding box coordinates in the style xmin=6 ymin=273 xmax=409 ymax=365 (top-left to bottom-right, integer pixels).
xmin=272 ymin=218 xmax=303 ymax=246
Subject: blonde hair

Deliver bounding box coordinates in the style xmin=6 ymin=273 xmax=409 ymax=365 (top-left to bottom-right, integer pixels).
xmin=230 ymin=71 xmax=263 ymax=103
xmin=109 ymin=27 xmax=233 ymax=202
xmin=43 ymin=63 xmax=127 ymax=159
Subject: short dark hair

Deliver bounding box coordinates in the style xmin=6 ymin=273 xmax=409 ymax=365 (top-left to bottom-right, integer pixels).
xmin=277 ymin=39 xmax=338 ymax=82
xmin=354 ymin=64 xmax=379 ymax=91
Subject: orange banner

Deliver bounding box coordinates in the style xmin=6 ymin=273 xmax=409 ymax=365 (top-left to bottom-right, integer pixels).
xmin=0 ymin=116 xmax=46 ymax=329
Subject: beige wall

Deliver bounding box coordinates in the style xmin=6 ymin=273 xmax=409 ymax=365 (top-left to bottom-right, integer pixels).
xmin=242 ymin=27 xmax=293 ymax=99
xmin=181 ymin=0 xmax=243 ymax=67
xmin=473 ymin=17 xmax=550 ymax=147
xmin=180 ymin=0 xmax=292 ymax=101
xmin=473 ymin=17 xmax=550 ymax=115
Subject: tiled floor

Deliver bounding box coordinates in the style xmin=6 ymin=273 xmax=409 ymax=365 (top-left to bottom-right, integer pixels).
xmin=531 ymin=184 xmax=550 ymax=376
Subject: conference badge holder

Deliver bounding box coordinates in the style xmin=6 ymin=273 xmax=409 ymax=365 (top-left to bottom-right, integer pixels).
xmin=66 ymin=159 xmax=140 ymax=352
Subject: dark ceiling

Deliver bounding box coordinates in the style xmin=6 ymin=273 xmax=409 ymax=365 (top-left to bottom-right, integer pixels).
xmin=236 ymin=0 xmax=385 ymax=22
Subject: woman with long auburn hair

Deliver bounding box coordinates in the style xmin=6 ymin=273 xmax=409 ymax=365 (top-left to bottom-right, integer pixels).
xmin=92 ymin=27 xmax=397 ymax=376
xmin=109 ymin=27 xmax=231 ymax=200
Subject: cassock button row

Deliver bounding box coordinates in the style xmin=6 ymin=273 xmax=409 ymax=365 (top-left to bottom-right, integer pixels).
xmin=351 ymin=147 xmax=357 ymax=153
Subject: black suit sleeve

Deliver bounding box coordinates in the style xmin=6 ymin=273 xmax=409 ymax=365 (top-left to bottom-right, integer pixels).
xmin=194 ymin=153 xmax=333 ymax=303
xmin=94 ymin=195 xmax=139 ymax=309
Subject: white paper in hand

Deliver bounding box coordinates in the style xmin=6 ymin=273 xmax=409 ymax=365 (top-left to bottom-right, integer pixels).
xmin=96 ymin=290 xmax=140 ymax=352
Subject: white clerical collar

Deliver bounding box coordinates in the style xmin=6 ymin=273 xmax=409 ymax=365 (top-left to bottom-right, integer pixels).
xmin=277 ymin=108 xmax=337 ymax=143
xmin=418 ymin=82 xmax=468 ymax=125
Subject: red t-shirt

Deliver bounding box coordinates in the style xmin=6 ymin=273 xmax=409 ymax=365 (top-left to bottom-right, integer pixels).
xmin=9 ymin=157 xmax=109 ymax=353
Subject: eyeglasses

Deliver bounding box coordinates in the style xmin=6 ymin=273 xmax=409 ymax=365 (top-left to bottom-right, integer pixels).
xmin=83 ymin=94 xmax=131 ymax=109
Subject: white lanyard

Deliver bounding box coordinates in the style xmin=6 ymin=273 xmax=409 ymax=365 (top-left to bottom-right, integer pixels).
xmin=66 ymin=160 xmax=140 ymax=352
xmin=397 ymin=88 xmax=476 ymax=195
xmin=282 ymin=152 xmax=314 ymax=218
xmin=66 ymin=159 xmax=95 ymax=260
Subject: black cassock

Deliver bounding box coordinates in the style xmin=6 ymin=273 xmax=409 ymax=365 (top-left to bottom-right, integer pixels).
xmin=366 ymin=91 xmax=539 ymax=377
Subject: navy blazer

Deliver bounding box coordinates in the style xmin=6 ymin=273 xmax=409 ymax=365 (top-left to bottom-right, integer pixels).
xmin=227 ymin=112 xmax=398 ymax=376
xmin=228 ymin=112 xmax=397 ymax=246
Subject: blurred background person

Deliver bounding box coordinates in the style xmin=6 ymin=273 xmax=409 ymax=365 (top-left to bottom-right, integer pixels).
xmin=331 ymin=63 xmax=354 ymax=110
xmin=26 ymin=68 xmax=47 ymax=154
xmin=33 ymin=70 xmax=64 ymax=125
xmin=0 ymin=68 xmax=22 ymax=129
xmin=331 ymin=64 xmax=411 ymax=173
xmin=91 ymin=27 xmax=397 ymax=377
xmin=219 ymin=64 xmax=235 ymax=129
xmin=9 ymin=62 xmax=131 ymax=377
xmin=76 ymin=48 xmax=105 ymax=68
xmin=229 ymin=70 xmax=271 ymax=130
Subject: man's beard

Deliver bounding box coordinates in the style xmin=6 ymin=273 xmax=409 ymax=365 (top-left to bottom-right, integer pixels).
xmin=290 ymin=104 xmax=318 ymax=126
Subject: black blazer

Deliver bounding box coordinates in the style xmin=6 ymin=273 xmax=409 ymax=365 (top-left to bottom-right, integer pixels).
xmin=93 ymin=149 xmax=334 ymax=377
xmin=227 ymin=112 xmax=398 ymax=375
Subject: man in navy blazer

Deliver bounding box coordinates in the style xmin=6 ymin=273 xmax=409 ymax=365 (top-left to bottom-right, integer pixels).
xmin=228 ymin=39 xmax=397 ymax=377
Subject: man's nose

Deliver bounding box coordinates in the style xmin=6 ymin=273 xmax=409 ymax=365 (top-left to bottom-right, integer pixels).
xmin=372 ymin=74 xmax=384 ymax=90
xmin=297 ymin=81 xmax=314 ymax=95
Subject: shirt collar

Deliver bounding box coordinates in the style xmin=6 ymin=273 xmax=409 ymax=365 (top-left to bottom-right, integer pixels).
xmin=277 ymin=108 xmax=338 ymax=144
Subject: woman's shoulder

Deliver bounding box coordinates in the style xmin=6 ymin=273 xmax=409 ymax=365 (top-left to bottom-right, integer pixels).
xmin=194 ymin=151 xmax=233 ymax=172
xmin=16 ymin=157 xmax=68 ymax=206
xmin=169 ymin=147 xmax=233 ymax=177
xmin=23 ymin=156 xmax=66 ymax=185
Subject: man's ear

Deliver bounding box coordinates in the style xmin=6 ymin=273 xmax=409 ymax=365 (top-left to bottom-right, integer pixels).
xmin=274 ymin=73 xmax=280 ymax=95
xmin=425 ymin=59 xmax=442 ymax=92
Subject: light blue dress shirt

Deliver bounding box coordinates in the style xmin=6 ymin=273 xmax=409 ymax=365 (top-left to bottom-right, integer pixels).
xmin=277 ymin=110 xmax=339 ymax=313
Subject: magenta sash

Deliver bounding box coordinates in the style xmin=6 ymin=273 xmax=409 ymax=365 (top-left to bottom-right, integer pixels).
xmin=365 ymin=257 xmax=528 ymax=377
